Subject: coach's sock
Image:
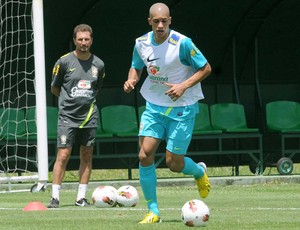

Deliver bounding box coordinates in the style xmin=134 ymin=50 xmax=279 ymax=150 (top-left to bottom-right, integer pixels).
xmin=139 ymin=163 xmax=160 ymax=216
xmin=77 ymin=184 xmax=88 ymax=201
xmin=52 ymin=184 xmax=61 ymax=200
xmin=181 ymin=157 xmax=205 ymax=179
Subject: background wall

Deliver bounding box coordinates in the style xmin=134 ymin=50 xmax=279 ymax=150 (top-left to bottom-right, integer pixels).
xmin=42 ymin=0 xmax=300 ymax=170
xmin=44 ymin=0 xmax=300 ymax=115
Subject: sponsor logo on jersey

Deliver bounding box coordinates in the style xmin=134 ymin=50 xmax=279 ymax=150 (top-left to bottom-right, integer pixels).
xmin=149 ymin=75 xmax=168 ymax=84
xmin=78 ymin=80 xmax=91 ymax=89
xmin=70 ymin=80 xmax=93 ymax=98
xmin=168 ymin=33 xmax=180 ymax=45
xmin=70 ymin=87 xmax=93 ymax=97
xmin=148 ymin=65 xmax=168 ymax=84
xmin=148 ymin=65 xmax=160 ymax=75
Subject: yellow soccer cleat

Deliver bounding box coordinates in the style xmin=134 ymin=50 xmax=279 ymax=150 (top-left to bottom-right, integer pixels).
xmin=195 ymin=168 xmax=211 ymax=198
xmin=139 ymin=212 xmax=161 ymax=224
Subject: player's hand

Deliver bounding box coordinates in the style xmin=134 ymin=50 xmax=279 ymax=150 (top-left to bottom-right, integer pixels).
xmin=123 ymin=79 xmax=137 ymax=93
xmin=165 ymin=82 xmax=186 ymax=101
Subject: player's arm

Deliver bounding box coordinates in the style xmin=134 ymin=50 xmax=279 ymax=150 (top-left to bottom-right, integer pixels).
xmin=181 ymin=38 xmax=211 ymax=86
xmin=180 ymin=62 xmax=211 ymax=89
xmin=124 ymin=46 xmax=145 ymax=93
xmin=165 ymin=38 xmax=211 ymax=100
xmin=51 ymin=86 xmax=61 ymax=97
xmin=97 ymin=64 xmax=105 ymax=89
xmin=50 ymin=59 xmax=63 ymax=97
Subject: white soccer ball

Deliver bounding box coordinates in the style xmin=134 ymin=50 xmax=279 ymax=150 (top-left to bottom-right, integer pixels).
xmin=116 ymin=185 xmax=139 ymax=207
xmin=181 ymin=199 xmax=210 ymax=227
xmin=92 ymin=185 xmax=117 ymax=208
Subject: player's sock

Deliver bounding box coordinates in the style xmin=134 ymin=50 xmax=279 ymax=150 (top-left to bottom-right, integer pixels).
xmin=139 ymin=163 xmax=160 ymax=216
xmin=76 ymin=184 xmax=88 ymax=201
xmin=182 ymin=157 xmax=205 ymax=179
xmin=51 ymin=184 xmax=61 ymax=200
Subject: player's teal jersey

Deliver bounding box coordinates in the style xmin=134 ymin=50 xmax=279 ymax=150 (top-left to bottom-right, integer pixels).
xmin=131 ymin=30 xmax=207 ymax=71
xmin=51 ymin=52 xmax=105 ymax=128
xmin=131 ymin=30 xmax=208 ymax=107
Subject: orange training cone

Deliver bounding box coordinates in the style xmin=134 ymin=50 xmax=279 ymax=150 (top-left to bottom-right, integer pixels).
xmin=23 ymin=201 xmax=48 ymax=211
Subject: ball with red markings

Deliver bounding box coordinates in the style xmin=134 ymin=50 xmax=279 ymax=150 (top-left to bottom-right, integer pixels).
xmin=116 ymin=185 xmax=139 ymax=207
xmin=92 ymin=186 xmax=117 ymax=208
xmin=181 ymin=199 xmax=210 ymax=227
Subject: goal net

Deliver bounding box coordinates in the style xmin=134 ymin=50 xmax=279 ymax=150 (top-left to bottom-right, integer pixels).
xmin=0 ymin=0 xmax=48 ymax=193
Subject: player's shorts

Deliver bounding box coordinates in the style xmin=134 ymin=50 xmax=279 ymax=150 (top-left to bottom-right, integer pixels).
xmin=139 ymin=110 xmax=195 ymax=155
xmin=57 ymin=126 xmax=96 ymax=147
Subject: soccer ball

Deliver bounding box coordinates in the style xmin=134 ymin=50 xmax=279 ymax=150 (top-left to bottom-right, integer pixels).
xmin=92 ymin=185 xmax=117 ymax=208
xmin=181 ymin=199 xmax=210 ymax=227
xmin=116 ymin=185 xmax=139 ymax=207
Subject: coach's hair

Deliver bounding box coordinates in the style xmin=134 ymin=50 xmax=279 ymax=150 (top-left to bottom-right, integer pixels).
xmin=73 ymin=24 xmax=93 ymax=39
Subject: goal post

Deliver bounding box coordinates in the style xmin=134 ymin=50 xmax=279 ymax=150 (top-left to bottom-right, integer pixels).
xmin=32 ymin=0 xmax=48 ymax=192
xmin=0 ymin=0 xmax=48 ymax=193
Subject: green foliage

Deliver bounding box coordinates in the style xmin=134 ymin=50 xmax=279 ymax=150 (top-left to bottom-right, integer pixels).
xmin=0 ymin=182 xmax=300 ymax=229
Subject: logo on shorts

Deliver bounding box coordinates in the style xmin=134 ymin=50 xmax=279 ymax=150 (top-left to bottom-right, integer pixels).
xmin=177 ymin=112 xmax=183 ymax=116
xmin=60 ymin=135 xmax=67 ymax=145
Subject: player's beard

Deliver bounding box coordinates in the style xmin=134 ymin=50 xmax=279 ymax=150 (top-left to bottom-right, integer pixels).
xmin=80 ymin=45 xmax=89 ymax=52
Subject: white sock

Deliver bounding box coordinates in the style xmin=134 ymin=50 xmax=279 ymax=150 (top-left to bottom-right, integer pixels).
xmin=77 ymin=184 xmax=88 ymax=201
xmin=52 ymin=184 xmax=61 ymax=200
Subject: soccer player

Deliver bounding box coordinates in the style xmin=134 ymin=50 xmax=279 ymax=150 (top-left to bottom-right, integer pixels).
xmin=123 ymin=3 xmax=211 ymax=223
xmin=48 ymin=24 xmax=105 ymax=208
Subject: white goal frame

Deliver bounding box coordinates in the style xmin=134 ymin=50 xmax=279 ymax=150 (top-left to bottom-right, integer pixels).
xmin=0 ymin=0 xmax=48 ymax=193
xmin=32 ymin=0 xmax=48 ymax=192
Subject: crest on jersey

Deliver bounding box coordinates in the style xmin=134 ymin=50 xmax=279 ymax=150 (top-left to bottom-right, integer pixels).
xmin=137 ymin=34 xmax=148 ymax=42
xmin=92 ymin=66 xmax=98 ymax=78
xmin=168 ymin=34 xmax=180 ymax=45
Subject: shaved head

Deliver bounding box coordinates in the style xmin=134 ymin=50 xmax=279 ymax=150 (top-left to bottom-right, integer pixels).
xmin=149 ymin=2 xmax=170 ymax=18
xmin=148 ymin=3 xmax=172 ymax=44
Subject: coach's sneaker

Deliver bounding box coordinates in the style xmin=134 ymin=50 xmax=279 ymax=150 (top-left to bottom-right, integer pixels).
xmin=195 ymin=162 xmax=210 ymax=198
xmin=75 ymin=198 xmax=91 ymax=207
xmin=139 ymin=212 xmax=161 ymax=224
xmin=47 ymin=197 xmax=59 ymax=208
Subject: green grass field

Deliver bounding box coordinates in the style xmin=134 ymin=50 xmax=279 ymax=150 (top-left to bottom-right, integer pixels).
xmin=1 ymin=181 xmax=300 ymax=229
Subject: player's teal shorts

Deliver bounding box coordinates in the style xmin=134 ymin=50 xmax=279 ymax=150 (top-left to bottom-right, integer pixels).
xmin=139 ymin=102 xmax=198 ymax=155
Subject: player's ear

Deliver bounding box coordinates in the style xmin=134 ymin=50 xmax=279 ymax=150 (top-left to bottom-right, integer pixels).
xmin=169 ymin=16 xmax=172 ymax=25
xmin=148 ymin=17 xmax=152 ymax=25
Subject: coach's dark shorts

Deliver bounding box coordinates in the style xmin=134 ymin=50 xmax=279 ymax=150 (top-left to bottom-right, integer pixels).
xmin=57 ymin=126 xmax=96 ymax=147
